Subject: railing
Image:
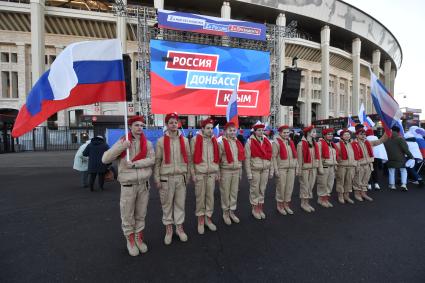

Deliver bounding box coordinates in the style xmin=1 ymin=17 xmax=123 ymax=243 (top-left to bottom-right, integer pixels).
xmin=13 ymin=126 xmax=93 ymax=152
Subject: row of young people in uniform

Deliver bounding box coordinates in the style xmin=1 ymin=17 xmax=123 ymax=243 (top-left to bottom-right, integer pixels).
xmin=101 ymin=113 xmax=386 ymax=256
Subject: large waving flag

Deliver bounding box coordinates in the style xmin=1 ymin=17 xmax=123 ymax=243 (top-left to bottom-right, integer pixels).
xmin=226 ymin=88 xmax=239 ymax=128
xmin=12 ymin=39 xmax=126 ymax=137
xmin=370 ymin=70 xmax=403 ymax=136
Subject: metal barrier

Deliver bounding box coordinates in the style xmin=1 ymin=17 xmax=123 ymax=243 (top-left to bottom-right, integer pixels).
xmin=14 ymin=127 xmax=93 ymax=152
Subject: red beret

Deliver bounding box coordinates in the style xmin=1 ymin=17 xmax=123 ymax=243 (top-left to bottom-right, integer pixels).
xmin=252 ymin=123 xmax=265 ymax=130
xmin=322 ymin=128 xmax=334 ymax=135
xmin=356 ymin=128 xmax=366 ymax=135
xmin=366 ymin=128 xmax=374 ymax=136
xmin=201 ymin=118 xmax=214 ymax=128
xmin=303 ymin=125 xmax=314 ymax=134
xmin=165 ymin=113 xmax=179 ymax=123
xmin=127 ymin=116 xmax=145 ymax=126
xmin=340 ymin=128 xmax=351 ymax=136
xmin=224 ymin=122 xmax=236 ymax=130
xmin=278 ymin=125 xmax=289 ymax=132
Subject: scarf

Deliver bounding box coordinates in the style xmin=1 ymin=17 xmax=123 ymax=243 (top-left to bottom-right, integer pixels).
xmin=193 ymin=134 xmax=219 ymax=164
xmin=250 ymin=137 xmax=272 ymax=160
xmin=302 ymin=139 xmax=320 ymax=163
xmin=365 ymin=140 xmax=374 ymax=158
xmin=351 ymin=141 xmax=363 ymax=160
xmin=339 ymin=140 xmax=349 ymax=160
xmin=120 ymin=132 xmax=147 ymax=162
xmin=163 ymin=133 xmax=188 ymax=164
xmin=222 ymin=137 xmax=245 ymax=163
xmin=277 ymin=138 xmax=297 ymax=160
xmin=320 ymin=139 xmax=339 ymax=160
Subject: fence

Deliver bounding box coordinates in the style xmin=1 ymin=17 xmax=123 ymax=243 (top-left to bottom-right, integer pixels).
xmin=14 ymin=127 xmax=93 ymax=152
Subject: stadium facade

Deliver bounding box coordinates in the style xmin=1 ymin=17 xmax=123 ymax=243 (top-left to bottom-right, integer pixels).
xmin=0 ymin=0 xmax=402 ymax=128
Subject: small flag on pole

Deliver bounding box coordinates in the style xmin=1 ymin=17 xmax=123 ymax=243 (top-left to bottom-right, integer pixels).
xmin=226 ymin=88 xmax=239 ymax=128
xmin=347 ymin=115 xmax=356 ymax=128
xmin=213 ymin=124 xmax=220 ymax=137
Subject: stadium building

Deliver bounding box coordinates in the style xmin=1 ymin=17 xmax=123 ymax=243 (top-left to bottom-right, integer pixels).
xmin=0 ymin=0 xmax=401 ymax=130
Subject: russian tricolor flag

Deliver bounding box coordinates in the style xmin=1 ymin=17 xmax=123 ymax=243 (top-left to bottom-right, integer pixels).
xmin=347 ymin=115 xmax=356 ymax=127
xmin=358 ymin=103 xmax=375 ymax=128
xmin=12 ymin=39 xmax=126 ymax=137
xmin=370 ymin=70 xmax=403 ymax=136
xmin=226 ymin=88 xmax=239 ymax=128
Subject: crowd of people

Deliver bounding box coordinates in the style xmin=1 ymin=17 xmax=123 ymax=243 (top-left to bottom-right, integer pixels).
xmin=73 ymin=113 xmax=424 ymax=256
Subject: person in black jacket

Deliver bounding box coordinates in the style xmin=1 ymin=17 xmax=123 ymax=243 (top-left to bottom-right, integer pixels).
xmin=83 ymin=136 xmax=110 ymax=191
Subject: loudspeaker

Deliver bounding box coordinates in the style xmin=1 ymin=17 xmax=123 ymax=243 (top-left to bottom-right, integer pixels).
xmin=280 ymin=68 xmax=301 ymax=106
xmin=122 ymin=54 xmax=132 ymax=102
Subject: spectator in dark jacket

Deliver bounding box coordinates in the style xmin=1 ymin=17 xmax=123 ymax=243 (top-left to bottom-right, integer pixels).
xmin=384 ymin=126 xmax=414 ymax=191
xmin=83 ymin=136 xmax=110 ymax=191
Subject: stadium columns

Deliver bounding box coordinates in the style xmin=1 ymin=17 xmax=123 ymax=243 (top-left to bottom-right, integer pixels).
xmin=116 ymin=0 xmax=127 ymax=53
xmin=30 ymin=0 xmax=45 ymax=84
xmin=276 ymin=13 xmax=290 ymax=126
xmin=335 ymin=76 xmax=340 ymax=115
xmin=319 ymin=25 xmax=330 ymax=120
xmin=352 ymin=38 xmax=361 ymax=115
xmin=390 ymin=68 xmax=396 ymax=96
xmin=221 ymin=1 xmax=231 ymax=19
xmin=372 ymin=49 xmax=381 ymax=77
xmin=154 ymin=0 xmax=164 ymax=9
xmin=384 ymin=60 xmax=391 ymax=94
xmin=221 ymin=2 xmax=231 ymax=47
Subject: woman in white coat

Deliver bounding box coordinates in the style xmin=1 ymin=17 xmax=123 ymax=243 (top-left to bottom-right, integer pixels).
xmin=73 ymin=140 xmax=91 ymax=188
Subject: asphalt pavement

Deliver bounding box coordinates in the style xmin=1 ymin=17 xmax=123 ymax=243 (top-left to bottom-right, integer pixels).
xmin=0 ymin=151 xmax=424 ymax=282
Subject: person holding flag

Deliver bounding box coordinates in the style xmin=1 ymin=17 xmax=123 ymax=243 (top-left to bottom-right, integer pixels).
xmin=102 ymin=116 xmax=155 ymax=257
xmin=218 ymin=122 xmax=245 ymax=225
xmin=190 ymin=118 xmax=220 ymax=234
xmin=316 ymin=128 xmax=338 ymax=208
xmin=297 ymin=125 xmax=322 ymax=213
xmin=154 ymin=113 xmax=191 ymax=246
xmin=272 ymin=125 xmax=298 ymax=215
xmin=366 ymin=128 xmax=388 ymax=190
xmin=245 ymin=121 xmax=273 ymax=220
xmin=352 ymin=127 xmax=387 ymax=201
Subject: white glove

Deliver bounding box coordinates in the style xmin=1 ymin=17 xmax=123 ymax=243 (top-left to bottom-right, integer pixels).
xmin=405 ymin=159 xmax=415 ymax=168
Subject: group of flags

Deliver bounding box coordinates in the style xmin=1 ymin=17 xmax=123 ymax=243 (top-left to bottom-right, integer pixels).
xmin=10 ymin=38 xmax=417 ymax=147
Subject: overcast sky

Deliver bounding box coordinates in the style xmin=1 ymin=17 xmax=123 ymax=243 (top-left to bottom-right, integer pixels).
xmin=344 ymin=0 xmax=425 ymax=118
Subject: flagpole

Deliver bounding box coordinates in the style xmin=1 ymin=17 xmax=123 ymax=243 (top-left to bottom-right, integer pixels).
xmin=123 ymin=101 xmax=130 ymax=162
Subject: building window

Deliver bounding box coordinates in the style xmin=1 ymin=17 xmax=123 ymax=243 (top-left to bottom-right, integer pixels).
xmin=300 ymin=88 xmax=305 ymax=98
xmin=45 ymin=55 xmax=49 ymax=65
xmin=47 ymin=113 xmax=58 ymax=129
xmin=340 ymin=94 xmax=345 ymax=110
xmin=11 ymin=72 xmax=18 ymax=98
xmin=11 ymin=53 xmax=17 ymax=63
xmin=340 ymin=82 xmax=345 ymax=91
xmin=1 ymin=52 xmax=9 ymax=62
xmin=1 ymin=71 xmax=10 ymax=98
xmin=301 ymin=76 xmax=305 ymax=83
xmin=69 ymin=109 xmax=84 ymax=127
xmin=50 ymin=55 xmax=56 ymax=64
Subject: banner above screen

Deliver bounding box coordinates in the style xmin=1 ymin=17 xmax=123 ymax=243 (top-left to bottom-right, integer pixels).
xmin=157 ymin=9 xmax=266 ymax=41
xmin=150 ymin=40 xmax=270 ymax=116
